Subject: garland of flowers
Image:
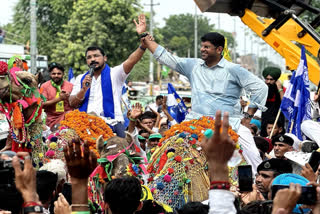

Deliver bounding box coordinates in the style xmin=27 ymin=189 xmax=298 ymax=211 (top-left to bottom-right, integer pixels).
xmin=60 ymin=110 xmax=114 ymax=157
xmin=160 ymin=116 xmax=239 ymax=144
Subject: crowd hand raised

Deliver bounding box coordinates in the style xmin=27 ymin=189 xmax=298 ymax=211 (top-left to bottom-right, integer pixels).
xmin=272 ymin=183 xmax=301 ymax=214
xmin=130 ymin=102 xmax=142 ymax=119
xmin=201 ymin=110 xmax=235 ymax=165
xmin=63 ymin=138 xmax=97 ymax=180
xmin=54 ymin=193 xmax=71 ymax=214
xmin=301 ymin=163 xmax=318 ymax=182
xmin=201 ymin=111 xmax=235 ymax=181
xmin=134 ymin=14 xmax=147 ymax=35
xmin=12 ymin=152 xmax=40 ymax=203
xmin=162 ymin=96 xmax=168 ymax=112
xmin=14 ymin=58 xmax=24 ymax=70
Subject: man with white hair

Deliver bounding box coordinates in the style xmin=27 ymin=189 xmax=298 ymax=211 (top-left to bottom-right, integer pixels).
xmin=40 ymin=159 xmax=67 ymax=192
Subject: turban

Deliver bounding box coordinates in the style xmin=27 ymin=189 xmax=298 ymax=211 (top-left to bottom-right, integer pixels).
xmin=262 ymin=67 xmax=281 ymax=81
xmin=8 ymin=55 xmax=23 ymax=70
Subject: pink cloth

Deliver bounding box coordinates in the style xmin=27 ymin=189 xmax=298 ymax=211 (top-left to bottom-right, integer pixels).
xmin=40 ymin=80 xmax=73 ymax=128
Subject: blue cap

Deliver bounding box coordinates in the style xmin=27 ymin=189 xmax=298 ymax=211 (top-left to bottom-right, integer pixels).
xmin=250 ymin=118 xmax=261 ymax=130
xmin=272 ymin=173 xmax=310 ymax=213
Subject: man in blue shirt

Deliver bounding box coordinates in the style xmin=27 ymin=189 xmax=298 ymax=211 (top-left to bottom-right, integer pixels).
xmin=135 ymin=14 xmax=268 ymax=173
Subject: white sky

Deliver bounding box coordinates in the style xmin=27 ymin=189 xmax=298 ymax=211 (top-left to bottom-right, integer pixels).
xmin=0 ymin=0 xmax=284 ymax=67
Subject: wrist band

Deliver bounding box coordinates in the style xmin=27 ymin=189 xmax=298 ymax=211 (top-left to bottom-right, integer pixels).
xmin=139 ymin=45 xmax=146 ymax=51
xmin=210 ymin=181 xmax=231 ymax=190
xmin=139 ymin=32 xmax=149 ymax=39
xmin=278 ymin=88 xmax=283 ymax=92
xmin=129 ymin=117 xmax=137 ymax=122
xmin=71 ymin=204 xmax=89 ymax=208
xmin=23 ymin=201 xmax=41 ymax=208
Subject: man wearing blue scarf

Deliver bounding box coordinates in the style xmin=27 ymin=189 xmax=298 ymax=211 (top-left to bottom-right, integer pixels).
xmin=69 ymin=15 xmax=147 ymax=137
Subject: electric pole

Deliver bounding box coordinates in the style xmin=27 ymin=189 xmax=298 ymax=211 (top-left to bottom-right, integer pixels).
xmin=144 ymin=0 xmax=159 ymax=95
xmin=194 ymin=4 xmax=198 ymax=58
xmin=30 ymin=0 xmax=37 ymax=74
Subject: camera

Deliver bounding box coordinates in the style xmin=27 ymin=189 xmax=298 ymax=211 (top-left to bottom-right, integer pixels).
xmin=0 ymin=159 xmax=24 ymax=213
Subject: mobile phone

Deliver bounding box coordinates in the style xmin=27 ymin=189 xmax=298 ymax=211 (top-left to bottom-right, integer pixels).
xmin=271 ymin=185 xmax=317 ymax=205
xmin=238 ymin=165 xmax=253 ymax=192
xmin=61 ymin=183 xmax=72 ymax=205
xmin=308 ymin=151 xmax=320 ymax=172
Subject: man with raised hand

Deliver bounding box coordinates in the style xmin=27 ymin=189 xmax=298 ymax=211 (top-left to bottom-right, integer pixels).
xmin=70 ymin=15 xmax=148 ymax=138
xmin=137 ymin=14 xmax=268 ymax=174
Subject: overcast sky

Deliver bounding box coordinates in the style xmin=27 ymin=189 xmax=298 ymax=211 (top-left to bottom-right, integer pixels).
xmin=0 ymin=0 xmax=283 ymax=66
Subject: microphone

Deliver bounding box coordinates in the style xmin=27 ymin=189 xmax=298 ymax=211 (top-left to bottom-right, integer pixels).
xmin=85 ymin=62 xmax=97 ymax=87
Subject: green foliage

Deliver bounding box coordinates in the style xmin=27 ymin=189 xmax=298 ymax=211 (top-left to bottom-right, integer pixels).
xmin=160 ymin=13 xmax=235 ymax=57
xmin=51 ymin=0 xmax=142 ymax=75
xmin=4 ymin=0 xmax=74 ymax=58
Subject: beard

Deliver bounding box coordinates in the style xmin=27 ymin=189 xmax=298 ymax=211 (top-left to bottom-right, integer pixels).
xmin=52 ymin=77 xmax=63 ymax=84
xmin=267 ymin=83 xmax=278 ymax=99
xmin=94 ymin=63 xmax=104 ymax=71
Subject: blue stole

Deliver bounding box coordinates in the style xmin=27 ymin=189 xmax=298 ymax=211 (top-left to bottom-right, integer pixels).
xmin=79 ymin=64 xmax=115 ymax=119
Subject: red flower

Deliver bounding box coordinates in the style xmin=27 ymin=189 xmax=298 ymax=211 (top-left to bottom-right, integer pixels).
xmin=174 ymin=156 xmax=182 ymax=162
xmin=189 ymin=159 xmax=194 ymax=164
xmin=168 ymin=168 xmax=174 ymax=174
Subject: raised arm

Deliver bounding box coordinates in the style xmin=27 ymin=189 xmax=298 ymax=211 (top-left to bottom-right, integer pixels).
xmin=122 ymin=14 xmax=148 ymax=74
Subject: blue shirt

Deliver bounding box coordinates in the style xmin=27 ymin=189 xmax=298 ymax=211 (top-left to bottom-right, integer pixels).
xmin=153 ymin=45 xmax=268 ymax=130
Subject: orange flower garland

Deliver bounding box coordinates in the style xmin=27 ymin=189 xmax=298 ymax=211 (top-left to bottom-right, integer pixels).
xmin=60 ymin=110 xmax=114 ymax=157
xmin=160 ymin=116 xmax=239 ymax=144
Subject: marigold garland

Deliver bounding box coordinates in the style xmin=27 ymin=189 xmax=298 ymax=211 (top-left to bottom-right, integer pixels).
xmin=60 ymin=110 xmax=114 ymax=157
xmin=160 ymin=116 xmax=239 ymax=144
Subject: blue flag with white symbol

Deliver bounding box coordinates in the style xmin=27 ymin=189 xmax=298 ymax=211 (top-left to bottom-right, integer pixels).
xmin=167 ymin=83 xmax=187 ymax=123
xmin=280 ymin=46 xmax=311 ymax=140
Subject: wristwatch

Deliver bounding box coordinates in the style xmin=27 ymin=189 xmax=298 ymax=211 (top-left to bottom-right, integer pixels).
xmin=138 ymin=32 xmax=149 ymax=39
xmin=24 ymin=205 xmax=44 ymax=213
xmin=243 ymin=112 xmax=253 ymax=119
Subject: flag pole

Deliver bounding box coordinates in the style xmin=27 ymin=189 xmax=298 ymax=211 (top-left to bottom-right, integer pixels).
xmin=268 ymin=109 xmax=281 ymax=139
xmin=289 ymin=119 xmax=295 ymax=133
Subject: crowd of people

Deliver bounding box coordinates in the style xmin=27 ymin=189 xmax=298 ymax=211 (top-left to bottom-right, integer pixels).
xmin=1 ymin=14 xmax=320 ymax=214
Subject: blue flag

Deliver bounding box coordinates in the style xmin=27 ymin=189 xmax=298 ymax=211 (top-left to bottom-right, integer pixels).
xmin=68 ymin=68 xmax=75 ymax=84
xmin=280 ymin=46 xmax=312 ymax=140
xmin=121 ymin=84 xmax=131 ymax=128
xmin=167 ymin=83 xmax=187 ymax=123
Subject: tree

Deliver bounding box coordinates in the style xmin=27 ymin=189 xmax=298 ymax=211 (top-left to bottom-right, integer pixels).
xmin=160 ymin=13 xmax=235 ymax=57
xmin=51 ymin=0 xmax=143 ymax=75
xmin=4 ymin=0 xmax=74 ymax=58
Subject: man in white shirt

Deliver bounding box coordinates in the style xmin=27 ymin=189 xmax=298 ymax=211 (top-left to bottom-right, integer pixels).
xmin=148 ymin=95 xmax=163 ymax=113
xmin=69 ymin=15 xmax=148 ymax=137
xmin=69 ymin=44 xmax=146 ymax=137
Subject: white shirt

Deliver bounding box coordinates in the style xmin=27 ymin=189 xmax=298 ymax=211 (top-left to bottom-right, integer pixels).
xmin=148 ymin=102 xmax=159 ymax=112
xmin=209 ymin=190 xmax=236 ymax=214
xmin=71 ymin=64 xmax=128 ymax=122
